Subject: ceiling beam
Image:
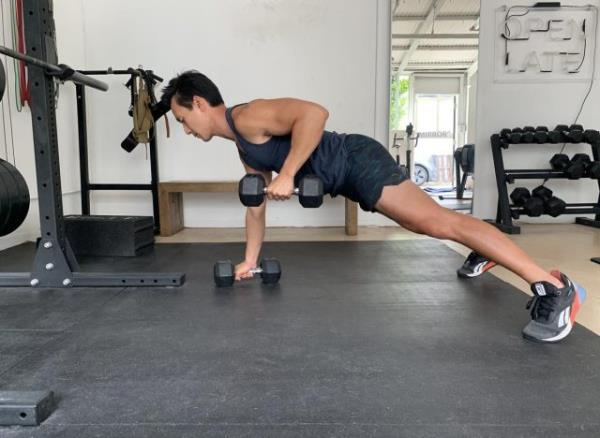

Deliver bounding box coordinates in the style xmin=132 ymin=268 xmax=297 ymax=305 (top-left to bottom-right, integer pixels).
xmin=395 ymin=60 xmax=476 ymax=66
xmin=392 ymin=44 xmax=478 ymax=51
xmin=392 ymin=0 xmax=401 ymax=16
xmin=402 ymin=68 xmax=470 ymax=72
xmin=393 ymin=33 xmax=479 ymax=40
xmin=393 ymin=14 xmax=479 ymax=22
xmin=396 ymin=0 xmax=448 ymax=75
xmin=392 ymin=60 xmax=476 ymax=70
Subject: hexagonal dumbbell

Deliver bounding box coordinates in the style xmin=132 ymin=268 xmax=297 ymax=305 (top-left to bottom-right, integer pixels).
xmin=533 ymin=130 xmax=549 ymax=144
xmin=213 ymin=258 xmax=282 ymax=287
xmin=521 ymin=130 xmax=535 ymax=143
xmin=550 ymin=153 xmax=570 ymax=172
xmin=238 ymin=173 xmax=324 ymax=208
xmin=552 ymin=124 xmax=585 ymax=143
xmin=588 ymin=161 xmax=600 ymax=179
xmin=569 ymin=153 xmax=600 ymax=179
xmin=510 ymin=187 xmax=531 ymax=206
xmin=532 ymin=185 xmax=566 ymax=217
xmin=508 ymin=127 xmax=524 ymax=144
xmin=546 ymin=130 xmax=562 ymax=144
xmin=550 ymin=154 xmax=586 ymax=179
xmin=570 ymin=124 xmax=584 ymax=132
xmin=510 ymin=187 xmax=544 ymax=217
xmin=571 ymin=153 xmax=592 ymax=166
xmin=566 ymin=130 xmax=584 ymax=143
xmin=583 ymin=129 xmax=600 ymax=144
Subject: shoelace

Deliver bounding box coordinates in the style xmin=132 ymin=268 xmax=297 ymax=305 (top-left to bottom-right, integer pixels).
xmin=466 ymin=251 xmax=486 ymax=266
xmin=526 ymin=295 xmax=558 ymax=321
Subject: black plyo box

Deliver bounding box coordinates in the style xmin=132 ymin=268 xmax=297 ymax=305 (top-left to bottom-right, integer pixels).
xmin=65 ymin=215 xmax=154 ymax=257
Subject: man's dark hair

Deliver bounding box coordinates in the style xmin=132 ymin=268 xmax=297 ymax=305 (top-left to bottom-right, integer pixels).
xmin=161 ymin=70 xmax=224 ymax=108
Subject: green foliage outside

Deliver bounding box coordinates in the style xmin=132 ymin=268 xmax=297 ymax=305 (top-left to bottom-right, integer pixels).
xmin=390 ymin=76 xmax=409 ymax=131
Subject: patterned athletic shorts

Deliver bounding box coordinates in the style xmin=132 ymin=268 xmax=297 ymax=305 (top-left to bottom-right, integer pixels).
xmin=338 ymin=134 xmax=409 ymax=212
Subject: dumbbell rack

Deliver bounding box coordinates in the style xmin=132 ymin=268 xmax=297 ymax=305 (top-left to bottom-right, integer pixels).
xmin=490 ymin=129 xmax=600 ymax=235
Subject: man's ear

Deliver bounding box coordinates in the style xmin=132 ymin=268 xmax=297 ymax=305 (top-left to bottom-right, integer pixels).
xmin=193 ymin=95 xmax=206 ymax=110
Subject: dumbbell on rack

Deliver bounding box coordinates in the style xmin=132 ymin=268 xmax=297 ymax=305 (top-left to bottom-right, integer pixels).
xmin=514 ymin=127 xmax=539 ymax=144
xmin=554 ymin=124 xmax=585 ymax=143
xmin=533 ymin=126 xmax=548 ymax=144
xmin=554 ymin=124 xmax=568 ymax=133
xmin=531 ymin=186 xmax=567 ymax=217
xmin=584 ymin=129 xmax=600 ymax=144
xmin=570 ymin=153 xmax=600 ymax=179
xmin=589 ymin=160 xmax=600 ymax=179
xmin=546 ymin=129 xmax=562 ymax=143
xmin=572 ymin=153 xmax=592 ymax=173
xmin=213 ymin=258 xmax=281 ymax=287
xmin=550 ymin=153 xmax=596 ymax=179
xmin=510 ymin=186 xmax=566 ymax=217
xmin=522 ymin=129 xmax=535 ymax=143
xmin=518 ymin=124 xmax=558 ymax=143
xmin=565 ymin=130 xmax=600 ymax=179
xmin=550 ymin=153 xmax=586 ymax=179
xmin=501 ymin=128 xmax=523 ymax=144
xmin=239 ymin=173 xmax=324 ymax=208
xmin=499 ymin=125 xmax=599 ymax=145
xmin=510 ymin=187 xmax=544 ymax=217
xmin=549 ymin=153 xmax=569 ymax=171
xmin=500 ymin=126 xmax=558 ymax=144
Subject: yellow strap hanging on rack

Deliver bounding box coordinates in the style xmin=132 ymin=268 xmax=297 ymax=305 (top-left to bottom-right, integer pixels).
xmin=131 ymin=72 xmax=154 ymax=145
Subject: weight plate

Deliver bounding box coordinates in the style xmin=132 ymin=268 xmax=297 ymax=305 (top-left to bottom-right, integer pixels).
xmin=0 ymin=159 xmax=30 ymax=236
xmin=0 ymin=159 xmax=17 ymax=236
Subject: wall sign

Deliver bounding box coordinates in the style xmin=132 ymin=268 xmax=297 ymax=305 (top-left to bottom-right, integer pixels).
xmin=494 ymin=3 xmax=598 ymax=82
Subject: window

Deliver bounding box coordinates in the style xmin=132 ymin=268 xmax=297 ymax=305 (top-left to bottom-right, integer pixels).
xmin=414 ymin=94 xmax=457 ymax=187
xmin=390 ymin=75 xmax=410 ymax=131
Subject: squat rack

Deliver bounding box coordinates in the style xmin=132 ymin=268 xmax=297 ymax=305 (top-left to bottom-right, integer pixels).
xmin=74 ymin=68 xmax=163 ymax=233
xmin=0 ymin=0 xmax=185 ymax=289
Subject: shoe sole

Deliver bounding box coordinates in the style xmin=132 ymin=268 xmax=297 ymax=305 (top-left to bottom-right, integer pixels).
xmin=457 ymin=261 xmax=497 ymax=279
xmin=522 ymin=282 xmax=587 ymax=344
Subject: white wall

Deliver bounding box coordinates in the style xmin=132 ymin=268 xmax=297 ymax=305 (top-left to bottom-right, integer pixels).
xmin=78 ymin=0 xmax=395 ymax=228
xmin=0 ymin=0 xmax=86 ymax=251
xmin=466 ymin=71 xmax=477 ymax=145
xmin=1 ymin=0 xmax=397 ymax=249
xmin=474 ymin=0 xmax=600 ymax=222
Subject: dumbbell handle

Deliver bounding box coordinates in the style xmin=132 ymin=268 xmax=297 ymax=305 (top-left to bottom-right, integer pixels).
xmin=248 ymin=267 xmax=265 ymax=274
xmin=259 ymin=187 xmax=302 ymax=196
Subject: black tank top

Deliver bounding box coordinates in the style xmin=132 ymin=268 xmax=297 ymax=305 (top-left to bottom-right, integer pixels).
xmin=225 ymin=103 xmax=348 ymax=196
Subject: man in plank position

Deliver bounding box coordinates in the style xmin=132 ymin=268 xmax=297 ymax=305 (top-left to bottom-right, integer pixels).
xmin=161 ymin=70 xmax=586 ymax=344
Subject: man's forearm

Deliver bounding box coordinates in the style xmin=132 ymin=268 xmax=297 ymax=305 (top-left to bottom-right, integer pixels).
xmin=245 ymin=208 xmax=266 ymax=264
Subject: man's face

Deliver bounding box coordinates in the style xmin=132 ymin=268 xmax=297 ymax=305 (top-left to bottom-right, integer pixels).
xmin=171 ymin=96 xmax=213 ymax=141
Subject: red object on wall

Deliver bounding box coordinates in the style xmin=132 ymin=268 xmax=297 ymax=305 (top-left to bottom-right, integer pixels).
xmin=16 ymin=0 xmax=30 ymax=106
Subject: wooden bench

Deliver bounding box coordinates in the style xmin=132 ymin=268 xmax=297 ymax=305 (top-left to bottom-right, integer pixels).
xmin=159 ymin=181 xmax=358 ymax=237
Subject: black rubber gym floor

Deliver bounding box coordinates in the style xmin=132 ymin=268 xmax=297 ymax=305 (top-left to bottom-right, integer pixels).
xmin=0 ymin=240 xmax=599 ymax=437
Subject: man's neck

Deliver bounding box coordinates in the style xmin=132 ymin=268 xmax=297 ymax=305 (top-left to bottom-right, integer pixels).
xmin=211 ymin=105 xmax=236 ymax=141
